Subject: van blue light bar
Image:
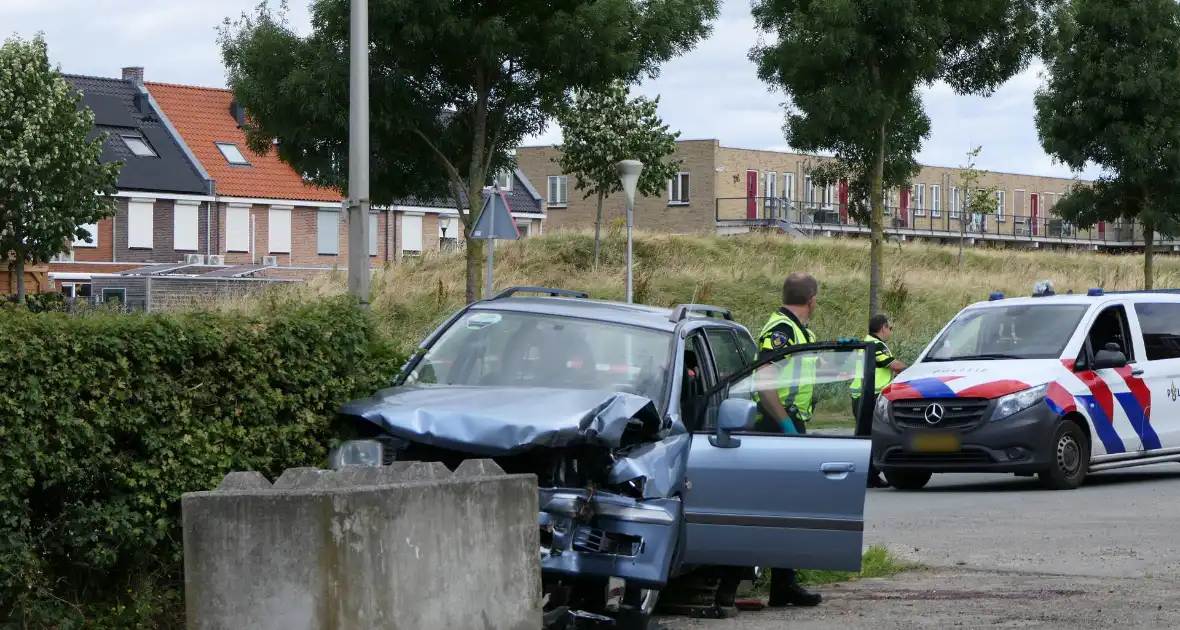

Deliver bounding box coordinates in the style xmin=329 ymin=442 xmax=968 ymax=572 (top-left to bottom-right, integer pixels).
xmin=988 ymin=292 xmax=1005 ymax=301
xmin=1087 ymin=288 xmax=1103 ymax=296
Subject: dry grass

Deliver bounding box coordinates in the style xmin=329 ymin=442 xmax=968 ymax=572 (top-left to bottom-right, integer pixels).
xmin=209 ymin=227 xmax=1174 ymax=363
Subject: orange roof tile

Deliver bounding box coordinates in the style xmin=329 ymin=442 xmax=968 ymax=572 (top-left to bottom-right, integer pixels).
xmin=145 ymin=82 xmax=341 ymax=203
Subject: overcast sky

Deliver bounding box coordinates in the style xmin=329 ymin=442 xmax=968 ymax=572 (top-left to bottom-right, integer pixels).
xmin=4 ymin=0 xmax=1100 ymax=180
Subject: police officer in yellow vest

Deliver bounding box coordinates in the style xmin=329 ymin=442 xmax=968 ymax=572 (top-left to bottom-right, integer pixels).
xmin=750 ymin=272 xmax=823 ymax=607
xmin=850 ymin=314 xmax=909 ymax=488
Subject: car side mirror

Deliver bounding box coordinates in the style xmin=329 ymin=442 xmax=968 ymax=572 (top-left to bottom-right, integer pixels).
xmin=710 ymin=399 xmax=756 ymax=449
xmin=1091 ymin=347 xmax=1128 ymax=370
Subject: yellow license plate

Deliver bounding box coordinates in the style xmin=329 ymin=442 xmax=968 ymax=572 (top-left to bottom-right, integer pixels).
xmin=909 ymin=432 xmax=961 ymax=453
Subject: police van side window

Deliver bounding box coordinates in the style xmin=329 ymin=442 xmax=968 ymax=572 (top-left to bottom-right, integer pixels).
xmin=1133 ymin=302 xmax=1180 ymax=360
xmin=1082 ymin=304 xmax=1134 ymax=364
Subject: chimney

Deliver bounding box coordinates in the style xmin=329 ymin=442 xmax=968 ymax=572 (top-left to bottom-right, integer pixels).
xmin=229 ymin=100 xmax=246 ymax=128
xmin=122 ymin=67 xmax=144 ymax=86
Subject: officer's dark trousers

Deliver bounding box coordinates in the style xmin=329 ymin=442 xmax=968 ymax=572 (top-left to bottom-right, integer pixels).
xmin=852 ymin=394 xmax=882 ymax=478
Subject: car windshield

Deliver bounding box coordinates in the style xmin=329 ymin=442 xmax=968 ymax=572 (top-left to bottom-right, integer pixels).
xmin=923 ymin=304 xmax=1088 ymax=361
xmin=403 ymin=309 xmax=674 ymax=408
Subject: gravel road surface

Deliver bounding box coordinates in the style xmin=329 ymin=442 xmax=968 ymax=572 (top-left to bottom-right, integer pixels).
xmin=658 ymin=465 xmax=1180 ymax=628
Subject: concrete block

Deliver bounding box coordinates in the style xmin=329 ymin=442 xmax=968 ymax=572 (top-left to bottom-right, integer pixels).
xmin=183 ymin=462 xmax=541 ymax=630
xmin=216 ymin=471 xmax=272 ymax=491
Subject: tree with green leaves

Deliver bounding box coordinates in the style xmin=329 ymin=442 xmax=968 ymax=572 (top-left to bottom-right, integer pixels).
xmin=554 ymin=81 xmax=682 ymax=269
xmin=954 ymin=146 xmax=999 ymax=267
xmin=750 ymin=0 xmax=1055 ymax=316
xmin=220 ymin=0 xmax=718 ymax=303
xmin=0 ymin=34 xmax=120 ymax=299
xmin=1035 ymin=0 xmax=1180 ymax=289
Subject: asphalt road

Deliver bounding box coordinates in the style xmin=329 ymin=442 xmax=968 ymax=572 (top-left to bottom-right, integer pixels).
xmin=661 ymin=464 xmax=1180 ymax=628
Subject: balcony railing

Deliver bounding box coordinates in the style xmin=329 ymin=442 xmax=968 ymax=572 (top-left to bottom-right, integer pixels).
xmin=716 ymin=197 xmax=1172 ymax=247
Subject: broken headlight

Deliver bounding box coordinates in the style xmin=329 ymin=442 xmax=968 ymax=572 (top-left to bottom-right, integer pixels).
xmin=327 ymin=439 xmax=383 ymax=470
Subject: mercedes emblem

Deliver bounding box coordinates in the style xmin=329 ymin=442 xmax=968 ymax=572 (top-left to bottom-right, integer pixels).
xmin=924 ymin=403 xmax=945 ymax=425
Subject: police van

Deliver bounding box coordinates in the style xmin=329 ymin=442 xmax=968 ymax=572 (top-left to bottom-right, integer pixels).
xmin=872 ymin=281 xmax=1180 ymax=490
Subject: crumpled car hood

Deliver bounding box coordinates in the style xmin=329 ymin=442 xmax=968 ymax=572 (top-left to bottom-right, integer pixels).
xmin=338 ymin=385 xmax=664 ymax=456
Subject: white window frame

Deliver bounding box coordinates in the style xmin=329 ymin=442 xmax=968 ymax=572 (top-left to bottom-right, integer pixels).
xmin=173 ymin=201 xmax=200 ymax=251
xmin=73 ymin=222 xmax=99 ymax=248
xmin=803 ymin=175 xmax=814 ymax=204
xmin=216 ymin=142 xmax=250 ymax=166
xmin=226 ymin=204 xmax=250 ymax=252
xmin=369 ymin=214 xmax=379 ymax=256
xmin=317 ymin=210 xmax=340 ymax=255
xmin=127 ymin=198 xmax=155 ymax=249
xmin=268 ymin=206 xmax=292 ymax=254
xmin=1013 ymin=189 xmax=1027 ymax=224
xmin=913 ymin=184 xmax=926 ymax=216
xmin=547 ymin=176 xmax=568 ymax=208
xmin=995 ymin=190 xmax=1006 ymax=221
xmin=402 ymin=213 xmax=423 ymax=254
xmin=765 ymin=172 xmax=777 ymax=201
xmin=495 ymin=169 xmax=513 ymax=191
xmin=782 ymin=173 xmax=794 ymax=202
xmin=669 ymin=172 xmax=690 ymax=204
xmin=121 ymin=135 xmax=156 ymax=157
xmin=930 ymin=185 xmax=942 ymax=218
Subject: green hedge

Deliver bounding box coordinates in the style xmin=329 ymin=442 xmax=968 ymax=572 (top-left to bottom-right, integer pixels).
xmin=0 ymin=296 xmax=404 ymax=628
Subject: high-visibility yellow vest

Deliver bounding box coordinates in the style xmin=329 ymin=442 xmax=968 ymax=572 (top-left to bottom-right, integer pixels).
xmin=851 ymin=334 xmax=894 ymax=398
xmin=751 ymin=310 xmax=817 ymax=429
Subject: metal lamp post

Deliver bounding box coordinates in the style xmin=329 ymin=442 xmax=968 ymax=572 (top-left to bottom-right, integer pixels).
xmin=347 ymin=0 xmax=371 ymax=301
xmin=616 ymin=159 xmax=643 ymax=303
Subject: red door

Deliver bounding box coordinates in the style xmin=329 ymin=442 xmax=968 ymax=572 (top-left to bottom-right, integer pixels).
xmin=746 ymin=171 xmax=758 ymax=219
xmin=900 ymin=187 xmax=910 ymax=227
xmin=1099 ymin=221 xmax=1107 ymax=238
xmin=838 ymin=179 xmax=849 ymax=222
xmin=1030 ymin=194 xmax=1039 ymax=236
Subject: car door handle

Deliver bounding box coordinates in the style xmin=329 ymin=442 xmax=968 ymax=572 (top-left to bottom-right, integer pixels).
xmin=1131 ymin=368 xmax=1144 ymax=376
xmin=820 ymin=462 xmax=856 ymax=475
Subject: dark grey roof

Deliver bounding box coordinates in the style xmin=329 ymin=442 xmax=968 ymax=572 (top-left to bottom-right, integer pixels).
xmin=393 ymin=169 xmax=544 ymax=213
xmin=63 ymin=74 xmax=210 ymax=195
xmin=470 ymin=296 xmax=751 ymax=336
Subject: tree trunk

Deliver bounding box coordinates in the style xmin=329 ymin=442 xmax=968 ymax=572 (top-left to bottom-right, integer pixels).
xmin=466 ymin=239 xmax=482 ymax=303
xmin=464 ymin=70 xmax=491 ymax=304
xmin=593 ymin=190 xmax=605 ymax=270
xmin=1144 ymin=219 xmax=1155 ymax=290
xmin=869 ymin=119 xmax=886 ymax=318
xmin=958 ymin=220 xmax=965 ymax=268
xmin=15 ymin=254 xmax=25 ymax=300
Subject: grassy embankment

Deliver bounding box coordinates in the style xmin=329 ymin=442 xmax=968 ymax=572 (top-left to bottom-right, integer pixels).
xmin=228 ymin=227 xmax=1173 ymax=431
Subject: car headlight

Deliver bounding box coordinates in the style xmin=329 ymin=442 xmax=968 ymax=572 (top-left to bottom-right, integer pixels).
xmin=991 ymin=384 xmax=1048 ymax=422
xmin=874 ymin=395 xmax=891 ymax=423
xmin=327 ymin=439 xmax=383 ymax=470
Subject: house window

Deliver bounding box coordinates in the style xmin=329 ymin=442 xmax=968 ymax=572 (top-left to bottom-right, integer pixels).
xmin=782 ymin=173 xmax=794 ymax=201
xmin=216 ymin=142 xmax=250 ymax=166
xmin=369 ymin=214 xmax=379 ymax=256
xmin=402 ymin=214 xmax=423 ymax=254
xmin=73 ymin=222 xmax=98 ymax=248
xmin=269 ymin=207 xmax=292 ymax=254
xmin=174 ymin=202 xmax=199 ymax=251
xmin=127 ymin=199 xmax=154 ymax=249
xmin=438 ymin=216 xmax=458 ymax=250
xmin=949 ymin=186 xmax=961 ymax=218
xmin=765 ymin=172 xmax=777 ymax=200
xmin=101 ymin=287 xmax=126 ymax=305
xmin=121 ymin=136 xmax=157 ymax=157
xmin=226 ymin=205 xmax=250 ymax=252
xmin=803 ymin=175 xmax=813 ymax=204
xmin=822 ymin=184 xmax=835 ymax=207
xmin=495 ymin=169 xmax=513 ymax=191
xmin=317 ymin=210 xmax=340 ymax=254
xmin=547 ymin=176 xmax=568 ymax=208
xmin=913 ymin=184 xmax=926 ymax=216
xmin=930 ymin=185 xmax=942 ymax=217
xmin=669 ymin=172 xmax=690 ymax=204
xmin=995 ymin=190 xmax=1006 ymax=221
xmin=518 ymin=221 xmax=531 ymax=237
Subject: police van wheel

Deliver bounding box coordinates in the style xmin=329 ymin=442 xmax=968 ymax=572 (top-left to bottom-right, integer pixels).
xmin=883 ymin=470 xmax=932 ymax=490
xmin=1037 ymin=420 xmax=1089 ymax=490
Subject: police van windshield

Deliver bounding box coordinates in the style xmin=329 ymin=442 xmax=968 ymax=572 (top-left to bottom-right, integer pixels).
xmin=923 ymin=304 xmax=1088 ymax=362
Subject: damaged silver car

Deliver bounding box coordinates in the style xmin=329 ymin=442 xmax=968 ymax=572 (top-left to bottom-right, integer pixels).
xmin=328 ymin=287 xmax=874 ymax=628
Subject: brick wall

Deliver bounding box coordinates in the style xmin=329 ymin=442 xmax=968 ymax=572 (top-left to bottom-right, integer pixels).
xmin=72 ymin=215 xmax=114 ymax=262
xmin=515 ymin=140 xmax=718 ymax=234
xmin=113 ymin=197 xmax=214 ymax=264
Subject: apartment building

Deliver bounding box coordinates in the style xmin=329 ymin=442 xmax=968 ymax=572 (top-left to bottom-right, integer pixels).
xmin=515 ymin=139 xmax=1145 ymax=249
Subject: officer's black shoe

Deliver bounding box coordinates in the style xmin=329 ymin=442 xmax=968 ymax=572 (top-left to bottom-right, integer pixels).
xmin=767 ymin=572 xmax=822 ymax=607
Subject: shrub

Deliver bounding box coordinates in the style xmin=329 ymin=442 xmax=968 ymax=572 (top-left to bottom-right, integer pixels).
xmin=0 ymin=296 xmax=403 ymax=628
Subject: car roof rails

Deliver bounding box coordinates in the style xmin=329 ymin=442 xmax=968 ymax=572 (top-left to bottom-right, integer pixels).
xmin=488 ymin=286 xmax=589 ymax=300
xmin=670 ymin=304 xmax=733 ymax=323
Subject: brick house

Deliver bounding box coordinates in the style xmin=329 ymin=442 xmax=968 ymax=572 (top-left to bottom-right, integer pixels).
xmin=517 ymin=139 xmax=1163 ymax=250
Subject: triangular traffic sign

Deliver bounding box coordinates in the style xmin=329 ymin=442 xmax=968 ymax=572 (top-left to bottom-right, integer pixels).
xmin=470 ymin=185 xmax=520 ymax=240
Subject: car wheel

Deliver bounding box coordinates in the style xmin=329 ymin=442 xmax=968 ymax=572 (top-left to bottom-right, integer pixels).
xmin=616 ymin=587 xmax=660 ymax=630
xmin=884 ymin=470 xmax=932 ymax=490
xmin=1037 ymin=420 xmax=1089 ymax=490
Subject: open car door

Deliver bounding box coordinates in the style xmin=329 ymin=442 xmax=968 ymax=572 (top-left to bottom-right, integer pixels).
xmin=682 ymin=341 xmax=874 ymax=573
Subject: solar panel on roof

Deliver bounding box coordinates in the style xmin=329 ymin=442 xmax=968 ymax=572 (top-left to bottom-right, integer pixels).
xmin=79 ymin=92 xmax=137 ymax=128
